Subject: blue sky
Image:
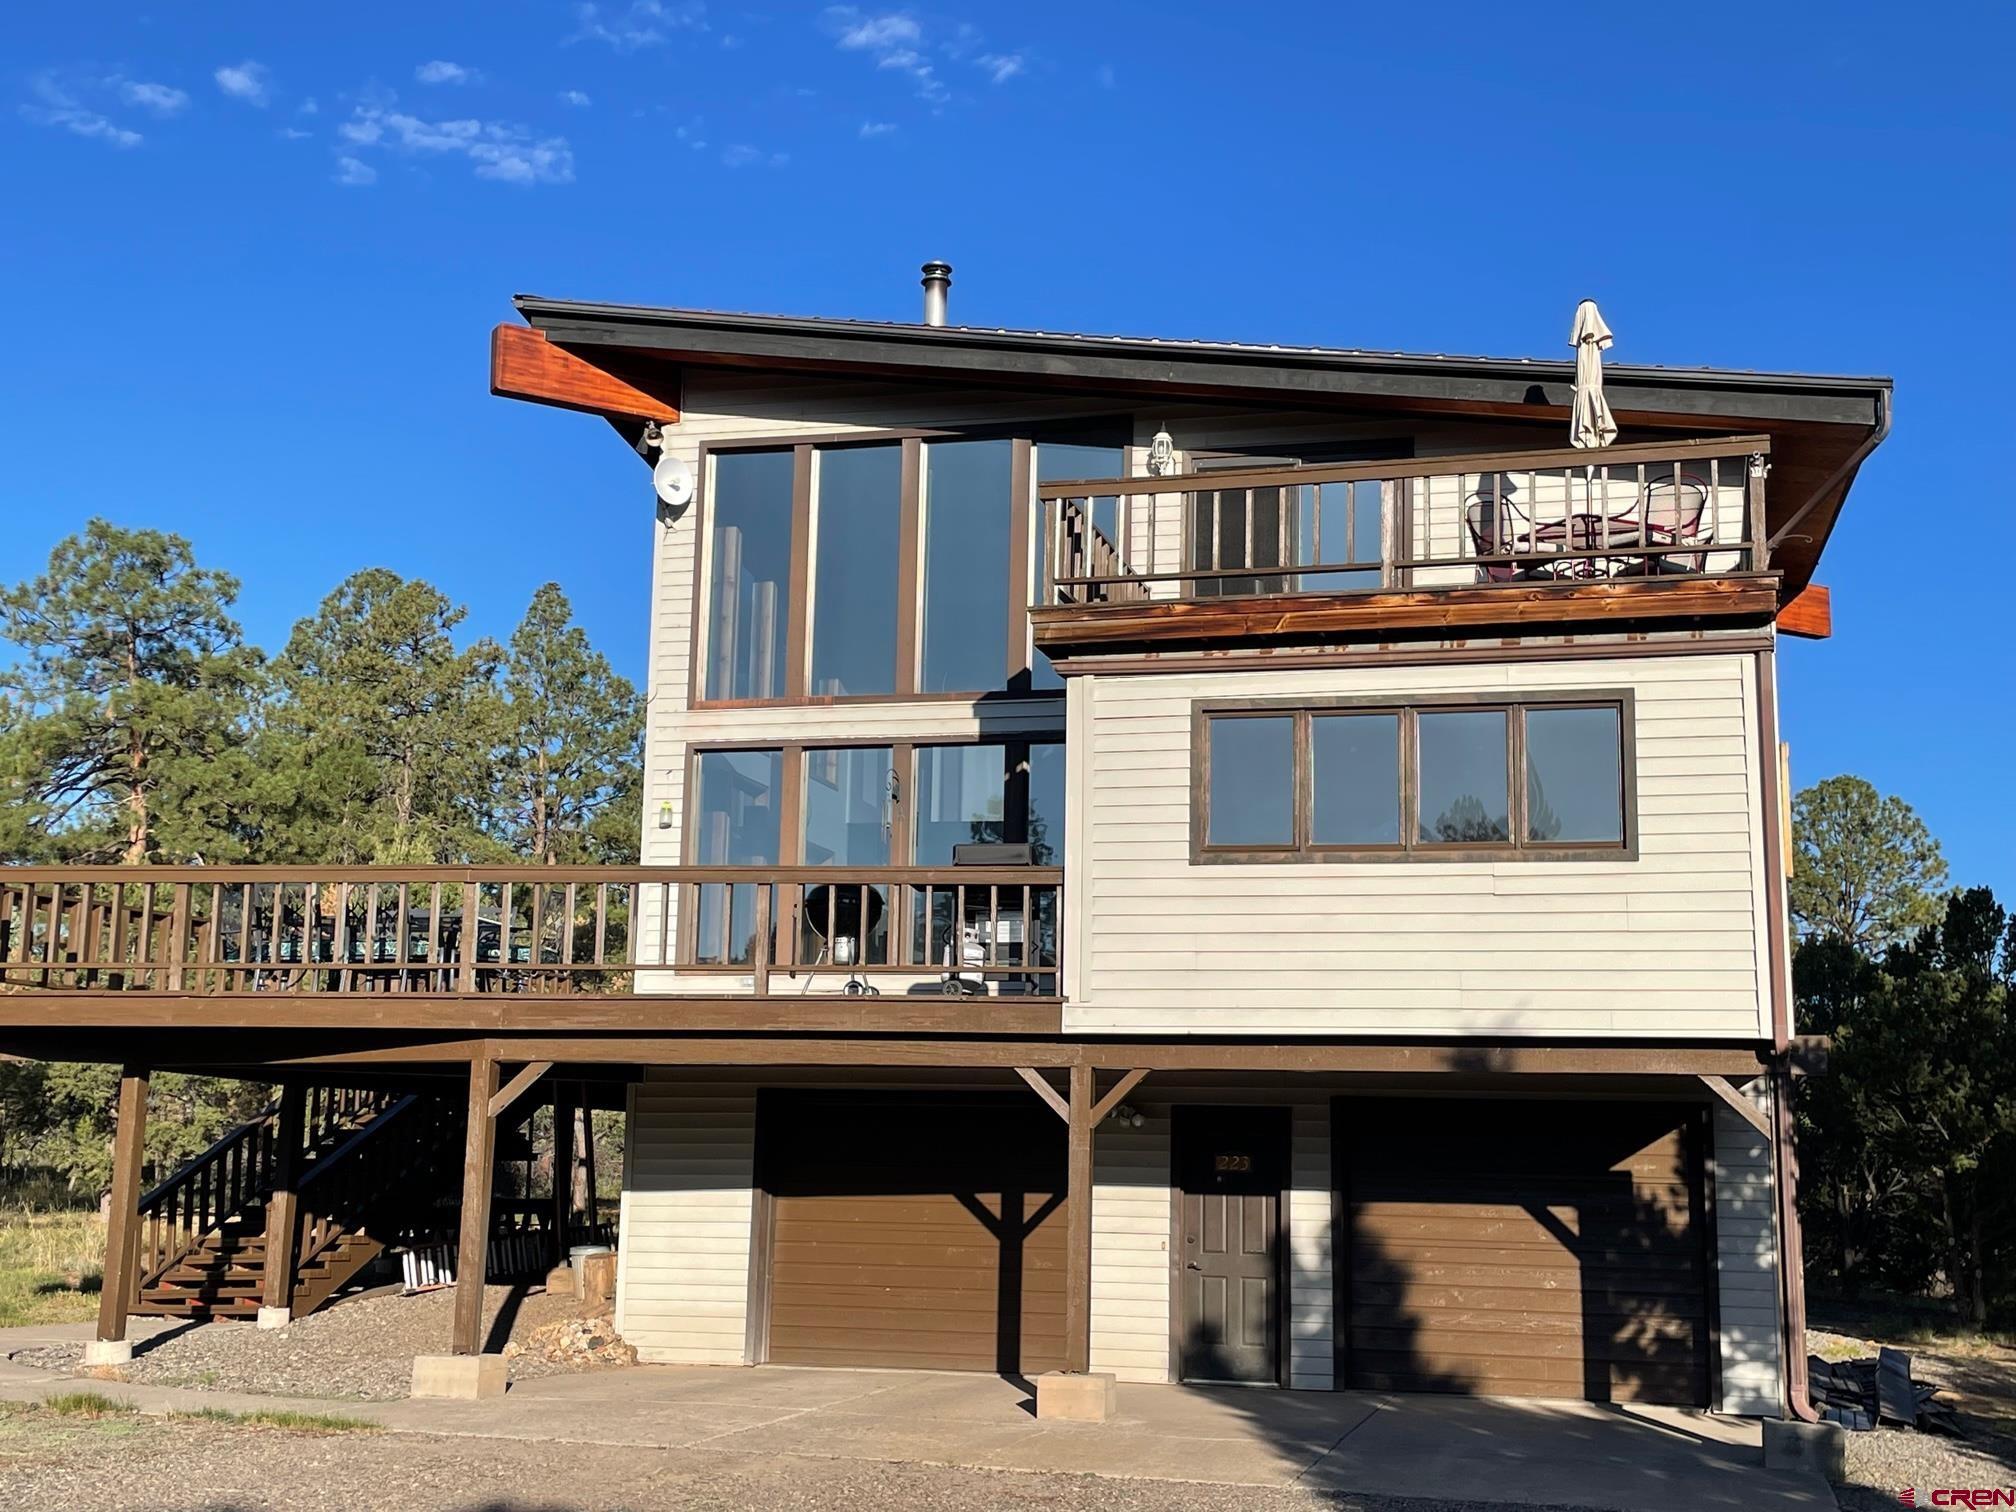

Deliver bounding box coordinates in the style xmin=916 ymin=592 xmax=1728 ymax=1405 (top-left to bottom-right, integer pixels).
xmin=3 ymin=2 xmax=2011 ymax=895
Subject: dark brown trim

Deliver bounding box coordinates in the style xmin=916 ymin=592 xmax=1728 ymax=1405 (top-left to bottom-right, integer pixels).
xmin=896 ymin=437 xmax=922 ymax=695
xmin=785 ymin=443 xmax=813 ymax=700
xmin=1330 ymin=1096 xmax=1349 ymax=1391
xmin=1755 ymin=649 xmax=1791 ymax=1050
xmin=1034 ymin=574 xmax=1782 ymax=656
xmin=746 ymin=1090 xmax=780 ymax=1366
xmin=1048 ymin=633 xmax=1775 ymax=678
xmin=1697 ymin=1101 xmax=1724 ymax=1411
xmin=1006 ymin=437 xmax=1033 ymax=693
xmin=1190 ymin=690 xmax=1639 ymax=864
xmin=1772 ymin=1066 xmax=1819 ymax=1421
xmin=96 ymin=1064 xmax=150 ymax=1342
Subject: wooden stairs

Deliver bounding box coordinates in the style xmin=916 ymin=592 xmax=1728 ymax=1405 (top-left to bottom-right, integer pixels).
xmin=131 ymin=1087 xmax=462 ymax=1322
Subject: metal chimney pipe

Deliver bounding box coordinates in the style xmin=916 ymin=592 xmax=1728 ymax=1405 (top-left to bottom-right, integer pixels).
xmin=920 ymin=261 xmax=952 ymax=326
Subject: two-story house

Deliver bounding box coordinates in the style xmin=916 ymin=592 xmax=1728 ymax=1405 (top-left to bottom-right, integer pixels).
xmin=0 ymin=266 xmax=1883 ymax=1421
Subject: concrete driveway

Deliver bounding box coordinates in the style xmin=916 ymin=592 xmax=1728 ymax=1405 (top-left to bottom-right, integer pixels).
xmin=2 ymin=1335 xmax=1831 ymax=1512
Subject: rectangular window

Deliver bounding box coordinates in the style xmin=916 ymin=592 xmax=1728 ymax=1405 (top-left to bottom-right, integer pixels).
xmin=809 ymin=445 xmax=902 ymax=697
xmin=1311 ymin=713 xmax=1401 ymax=845
xmin=911 ymin=740 xmax=1067 ymax=864
xmin=802 ymin=746 xmax=894 ymax=865
xmin=704 ymin=450 xmax=794 ymax=701
xmin=920 ymin=439 xmax=1013 ymax=692
xmin=1204 ymin=715 xmax=1295 ymax=846
xmin=689 ymin=748 xmax=782 ymax=963
xmin=1416 ymin=709 xmax=1510 ymax=845
xmin=1195 ymin=694 xmax=1632 ymax=861
xmin=1524 ymin=705 xmax=1624 ymax=844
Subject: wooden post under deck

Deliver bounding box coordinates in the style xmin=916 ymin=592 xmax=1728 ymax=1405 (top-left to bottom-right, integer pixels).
xmin=452 ymin=1056 xmax=500 ymax=1356
xmin=261 ymin=1082 xmax=306 ymax=1315
xmin=95 ymin=1065 xmax=150 ymax=1344
xmin=1063 ymin=1063 xmax=1094 ymax=1375
xmin=550 ymin=1080 xmax=574 ymax=1261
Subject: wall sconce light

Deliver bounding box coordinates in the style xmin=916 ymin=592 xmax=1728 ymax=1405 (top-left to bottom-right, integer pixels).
xmin=657 ymin=801 xmax=674 ymax=830
xmin=1107 ymin=1103 xmax=1147 ymax=1129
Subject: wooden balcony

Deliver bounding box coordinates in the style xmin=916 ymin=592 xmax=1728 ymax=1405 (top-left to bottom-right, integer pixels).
xmin=0 ymin=865 xmax=1063 ymax=1034
xmin=1033 ymin=436 xmax=1779 ymax=653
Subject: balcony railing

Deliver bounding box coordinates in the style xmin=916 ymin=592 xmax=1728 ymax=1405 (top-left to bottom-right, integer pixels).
xmin=1036 ymin=435 xmax=1770 ymax=608
xmin=0 ymin=865 xmax=1062 ymax=1002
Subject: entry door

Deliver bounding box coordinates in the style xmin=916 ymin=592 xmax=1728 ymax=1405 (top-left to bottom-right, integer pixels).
xmin=1175 ymin=1106 xmax=1288 ymax=1384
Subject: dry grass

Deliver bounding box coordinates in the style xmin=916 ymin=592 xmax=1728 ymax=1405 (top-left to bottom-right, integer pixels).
xmin=0 ymin=1203 xmax=106 ymax=1328
xmin=37 ymin=1390 xmax=136 ymax=1418
xmin=168 ymin=1406 xmax=379 ymax=1433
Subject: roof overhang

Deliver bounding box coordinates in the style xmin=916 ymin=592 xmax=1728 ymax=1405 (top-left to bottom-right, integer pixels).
xmin=505 ymin=296 xmax=1893 ymax=596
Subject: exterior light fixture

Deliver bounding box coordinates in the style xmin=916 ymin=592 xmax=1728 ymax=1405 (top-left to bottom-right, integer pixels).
xmin=1108 ymin=1103 xmax=1147 ymax=1129
xmin=1147 ymin=429 xmax=1177 ymax=476
xmin=657 ymin=801 xmax=674 ymax=830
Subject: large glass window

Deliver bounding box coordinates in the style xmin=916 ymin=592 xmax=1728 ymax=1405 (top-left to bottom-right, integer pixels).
xmin=809 ymin=445 xmax=902 ymax=697
xmin=1311 ymin=713 xmax=1401 ymax=845
xmin=1524 ymin=706 xmax=1623 ymax=844
xmin=914 ymin=744 xmax=1009 ymax=864
xmin=1198 ymin=698 xmax=1628 ymax=859
xmin=1026 ymin=741 xmax=1065 ymax=864
xmin=921 ymin=439 xmax=1013 ymax=692
xmin=704 ymin=450 xmax=795 ymax=701
xmin=1204 ymin=716 xmax=1294 ymax=847
xmin=690 ymin=748 xmax=781 ymax=963
xmin=1416 ymin=710 xmax=1510 ymax=845
xmin=1033 ymin=442 xmax=1124 ymax=690
xmin=802 ymin=746 xmax=894 ymax=865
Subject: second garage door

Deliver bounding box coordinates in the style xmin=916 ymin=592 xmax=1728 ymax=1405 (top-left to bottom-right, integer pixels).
xmin=1342 ymin=1099 xmax=1711 ymax=1405
xmin=758 ymin=1092 xmax=1067 ymax=1374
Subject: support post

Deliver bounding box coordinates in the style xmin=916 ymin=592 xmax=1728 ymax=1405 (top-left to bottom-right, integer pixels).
xmin=451 ymin=1055 xmax=500 ymax=1357
xmin=1036 ymin=1062 xmax=1116 ymax=1423
xmin=259 ymin=1082 xmax=306 ymax=1327
xmin=550 ymin=1081 xmax=574 ymax=1263
xmin=1063 ymin=1063 xmax=1093 ymax=1375
xmin=90 ymin=1064 xmax=149 ymax=1364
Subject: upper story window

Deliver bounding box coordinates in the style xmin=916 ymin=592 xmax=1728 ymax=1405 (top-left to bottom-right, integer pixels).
xmin=704 ymin=451 xmax=795 ymax=701
xmin=1193 ymin=693 xmax=1633 ymax=862
xmin=698 ymin=427 xmax=1124 ymax=705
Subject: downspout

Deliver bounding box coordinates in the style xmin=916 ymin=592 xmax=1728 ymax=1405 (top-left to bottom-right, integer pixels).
xmin=1773 ymin=1063 xmax=1820 ymax=1422
xmin=1766 ymin=385 xmax=1893 ymax=555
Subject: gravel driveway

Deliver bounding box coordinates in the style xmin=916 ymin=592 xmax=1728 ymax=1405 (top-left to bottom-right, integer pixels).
xmin=0 ymin=1405 xmax=1604 ymax=1512
xmin=5 ymin=1287 xmax=613 ymax=1401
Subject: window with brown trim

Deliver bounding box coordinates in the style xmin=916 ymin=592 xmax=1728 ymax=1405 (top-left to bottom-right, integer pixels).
xmin=693 ymin=424 xmax=1124 ymax=706
xmin=1192 ymin=692 xmax=1635 ymax=862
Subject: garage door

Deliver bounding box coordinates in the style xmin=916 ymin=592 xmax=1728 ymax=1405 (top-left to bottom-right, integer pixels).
xmin=1342 ymin=1099 xmax=1710 ymax=1405
xmin=758 ymin=1092 xmax=1067 ymax=1374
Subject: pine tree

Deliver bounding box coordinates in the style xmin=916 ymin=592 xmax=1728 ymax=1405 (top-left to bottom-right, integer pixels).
xmin=0 ymin=520 xmax=263 ymax=863
xmin=493 ymin=584 xmax=643 ymax=865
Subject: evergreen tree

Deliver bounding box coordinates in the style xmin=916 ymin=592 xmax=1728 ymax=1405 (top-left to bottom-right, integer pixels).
xmin=265 ymin=569 xmax=503 ymax=863
xmin=1790 ymin=775 xmax=1948 ymax=949
xmin=493 ymin=584 xmax=643 ymax=865
xmin=0 ymin=521 xmax=263 ymax=862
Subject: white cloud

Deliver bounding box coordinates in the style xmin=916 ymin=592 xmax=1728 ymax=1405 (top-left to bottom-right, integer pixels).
xmin=20 ymin=74 xmax=143 ymax=147
xmin=858 ymin=119 xmax=895 ymax=138
xmin=334 ymin=155 xmax=377 ymax=186
xmin=121 ymin=81 xmax=189 ymax=115
xmin=830 ymin=9 xmax=919 ymax=50
xmin=298 ymin=97 xmax=320 ymax=116
xmin=976 ymin=52 xmax=1023 ymax=84
xmin=560 ymin=89 xmax=592 ymax=107
xmin=1096 ymin=63 xmax=1116 ymax=89
xmin=721 ymin=143 xmax=786 ymax=169
xmin=340 ymin=102 xmax=574 ymax=184
xmin=280 ymin=126 xmax=313 ymax=140
xmin=569 ymin=0 xmax=706 ymax=50
xmin=415 ymin=60 xmax=480 ymax=86
xmin=214 ymin=61 xmax=270 ymax=106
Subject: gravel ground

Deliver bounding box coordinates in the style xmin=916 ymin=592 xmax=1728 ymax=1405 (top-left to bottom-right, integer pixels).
xmin=4 ymin=1287 xmax=611 ymax=1401
xmin=0 ymin=1406 xmax=1606 ymax=1512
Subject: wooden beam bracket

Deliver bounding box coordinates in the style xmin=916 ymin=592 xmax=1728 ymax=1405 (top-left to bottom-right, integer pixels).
xmin=1090 ymin=1068 xmax=1151 ymax=1125
xmin=1699 ymin=1074 xmax=1771 ymax=1137
xmin=488 ymin=1060 xmax=555 ymax=1121
xmin=1013 ymin=1065 xmax=1069 ymax=1123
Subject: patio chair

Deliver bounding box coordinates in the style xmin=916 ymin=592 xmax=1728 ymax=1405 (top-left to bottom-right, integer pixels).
xmin=1464 ymin=476 xmax=1557 ymax=582
xmin=1617 ymin=470 xmax=1713 ymax=574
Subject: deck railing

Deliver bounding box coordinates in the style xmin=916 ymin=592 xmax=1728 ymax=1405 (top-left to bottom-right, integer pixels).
xmin=1036 ymin=435 xmax=1771 ymax=608
xmin=0 ymin=864 xmax=1063 ymax=1000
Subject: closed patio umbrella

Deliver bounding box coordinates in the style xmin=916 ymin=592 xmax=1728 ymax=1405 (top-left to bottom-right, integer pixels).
xmin=1570 ymin=298 xmax=1619 ymax=449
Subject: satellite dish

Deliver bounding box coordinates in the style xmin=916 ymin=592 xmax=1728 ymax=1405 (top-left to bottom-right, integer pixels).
xmin=652 ymin=452 xmax=695 ymax=509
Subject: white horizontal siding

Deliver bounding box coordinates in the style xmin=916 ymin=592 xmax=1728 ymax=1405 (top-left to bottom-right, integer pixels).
xmin=1065 ymin=651 xmax=1771 ymax=1038
xmin=616 ymin=1077 xmax=756 ymax=1365
xmin=1715 ymin=1078 xmax=1784 ymax=1416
